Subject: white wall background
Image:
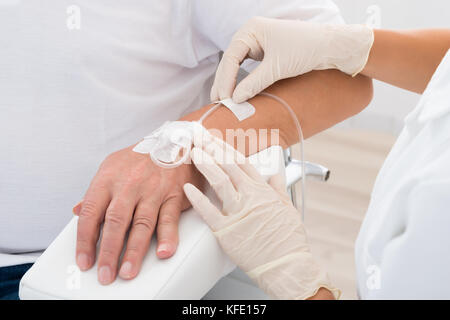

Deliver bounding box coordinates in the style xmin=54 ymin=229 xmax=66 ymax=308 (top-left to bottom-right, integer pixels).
xmin=334 ymin=0 xmax=450 ymax=135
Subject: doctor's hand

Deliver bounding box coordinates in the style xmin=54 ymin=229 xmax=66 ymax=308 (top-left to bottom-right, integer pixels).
xmin=211 ymin=16 xmax=374 ymax=103
xmin=72 ymin=145 xmax=204 ymax=285
xmin=183 ymin=134 xmax=338 ymax=300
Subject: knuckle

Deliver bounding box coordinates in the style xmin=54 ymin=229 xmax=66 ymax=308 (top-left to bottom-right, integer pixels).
xmin=77 ymin=236 xmax=94 ymax=248
xmin=125 ymin=170 xmax=144 ymax=186
xmin=104 ymin=209 xmax=128 ymax=228
xmin=79 ymin=200 xmax=99 ymax=219
xmin=132 ymin=216 xmax=156 ymax=232
xmin=158 ymin=212 xmax=178 ymax=226
xmin=100 ymin=246 xmax=117 ymax=260
xmin=125 ymin=244 xmax=144 ymax=256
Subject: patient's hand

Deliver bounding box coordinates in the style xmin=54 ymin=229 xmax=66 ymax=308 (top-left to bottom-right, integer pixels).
xmin=72 ymin=145 xmax=204 ymax=285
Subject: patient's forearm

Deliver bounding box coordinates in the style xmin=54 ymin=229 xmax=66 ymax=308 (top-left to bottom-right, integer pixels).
xmin=182 ymin=69 xmax=373 ymax=155
xmin=362 ymin=29 xmax=450 ymax=93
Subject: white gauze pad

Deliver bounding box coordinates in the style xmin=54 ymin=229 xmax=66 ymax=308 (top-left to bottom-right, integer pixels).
xmin=220 ymin=98 xmax=255 ymax=121
xmin=133 ymin=99 xmax=255 ymax=168
xmin=133 ymin=121 xmax=205 ymax=168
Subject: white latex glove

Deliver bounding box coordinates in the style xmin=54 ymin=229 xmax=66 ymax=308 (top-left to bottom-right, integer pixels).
xmin=183 ymin=133 xmax=339 ymax=299
xmin=211 ymin=16 xmax=374 ymax=103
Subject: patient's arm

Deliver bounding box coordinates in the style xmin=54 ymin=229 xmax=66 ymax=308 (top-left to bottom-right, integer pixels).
xmin=183 ymin=69 xmax=373 ymax=153
xmin=75 ymin=69 xmax=372 ymax=285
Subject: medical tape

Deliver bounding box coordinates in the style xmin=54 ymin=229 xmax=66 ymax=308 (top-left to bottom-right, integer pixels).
xmin=134 ymin=99 xmax=255 ymax=167
xmin=218 ymin=98 xmax=255 ymax=121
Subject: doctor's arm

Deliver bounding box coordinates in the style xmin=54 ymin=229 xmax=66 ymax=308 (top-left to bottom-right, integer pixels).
xmin=212 ymin=18 xmax=450 ymax=103
xmin=362 ymin=29 xmax=450 ymax=93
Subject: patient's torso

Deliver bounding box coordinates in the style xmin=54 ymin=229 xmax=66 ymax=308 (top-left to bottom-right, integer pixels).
xmin=0 ymin=0 xmax=344 ymax=267
xmin=0 ymin=0 xmax=217 ymax=261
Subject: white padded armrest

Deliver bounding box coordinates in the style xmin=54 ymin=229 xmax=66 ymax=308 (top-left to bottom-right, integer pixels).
xmin=19 ymin=146 xmax=284 ymax=300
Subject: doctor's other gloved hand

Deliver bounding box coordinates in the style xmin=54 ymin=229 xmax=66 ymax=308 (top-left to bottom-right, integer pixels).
xmin=211 ymin=16 xmax=374 ymax=103
xmin=183 ymin=134 xmax=339 ymax=300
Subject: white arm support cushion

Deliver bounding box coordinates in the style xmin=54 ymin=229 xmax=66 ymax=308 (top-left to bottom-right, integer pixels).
xmin=19 ymin=146 xmax=285 ymax=299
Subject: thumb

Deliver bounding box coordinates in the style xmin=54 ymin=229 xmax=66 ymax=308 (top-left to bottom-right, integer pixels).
xmin=183 ymin=183 xmax=225 ymax=231
xmin=232 ymin=61 xmax=275 ymax=103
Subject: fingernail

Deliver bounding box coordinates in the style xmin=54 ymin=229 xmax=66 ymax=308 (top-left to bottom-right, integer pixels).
xmin=76 ymin=253 xmax=90 ymax=271
xmin=157 ymin=243 xmax=172 ymax=258
xmin=119 ymin=262 xmax=134 ymax=280
xmin=183 ymin=183 xmax=192 ymax=193
xmin=72 ymin=201 xmax=82 ymax=215
xmin=98 ymin=266 xmax=113 ymax=285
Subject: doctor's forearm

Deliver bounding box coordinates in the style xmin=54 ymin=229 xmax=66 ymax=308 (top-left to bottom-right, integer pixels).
xmin=362 ymin=29 xmax=450 ymax=93
xmin=182 ymin=69 xmax=373 ymax=155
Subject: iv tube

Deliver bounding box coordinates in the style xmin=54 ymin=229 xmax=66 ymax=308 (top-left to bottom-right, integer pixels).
xmin=150 ymin=94 xmax=306 ymax=220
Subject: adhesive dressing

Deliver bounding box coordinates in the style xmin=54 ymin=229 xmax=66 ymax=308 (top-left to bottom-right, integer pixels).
xmin=132 ymin=99 xmax=255 ymax=168
xmin=133 ymin=94 xmax=306 ymax=218
xmin=219 ymin=98 xmax=255 ymax=121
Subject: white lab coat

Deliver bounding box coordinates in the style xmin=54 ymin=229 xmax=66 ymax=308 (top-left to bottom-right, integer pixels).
xmin=355 ymin=49 xmax=450 ymax=299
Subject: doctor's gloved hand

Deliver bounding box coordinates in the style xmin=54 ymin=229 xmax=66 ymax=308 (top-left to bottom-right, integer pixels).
xmin=211 ymin=17 xmax=374 ymax=103
xmin=72 ymin=144 xmax=204 ymax=285
xmin=183 ymin=134 xmax=339 ymax=300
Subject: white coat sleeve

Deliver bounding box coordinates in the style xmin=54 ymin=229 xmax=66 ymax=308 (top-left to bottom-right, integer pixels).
xmin=368 ymin=180 xmax=450 ymax=299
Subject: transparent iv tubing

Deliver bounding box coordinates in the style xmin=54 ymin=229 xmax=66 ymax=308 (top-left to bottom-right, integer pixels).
xmin=258 ymin=92 xmax=306 ymax=221
xmin=199 ymin=93 xmax=306 ymax=220
xmin=151 ymin=94 xmax=306 ymax=220
xmin=149 ymin=102 xmax=222 ymax=169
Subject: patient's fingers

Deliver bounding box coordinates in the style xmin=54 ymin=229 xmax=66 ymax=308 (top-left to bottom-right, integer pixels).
xmin=119 ymin=197 xmax=159 ymax=280
xmin=97 ymin=193 xmax=136 ymax=285
xmin=191 ymin=147 xmax=239 ymax=203
xmin=183 ymin=183 xmax=226 ymax=231
xmin=155 ymin=196 xmax=181 ymax=259
xmin=76 ymin=185 xmax=110 ymax=271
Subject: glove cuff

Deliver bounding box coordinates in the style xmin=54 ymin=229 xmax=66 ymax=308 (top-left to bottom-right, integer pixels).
xmin=320 ymin=24 xmax=374 ymax=77
xmin=247 ymin=251 xmax=340 ymax=300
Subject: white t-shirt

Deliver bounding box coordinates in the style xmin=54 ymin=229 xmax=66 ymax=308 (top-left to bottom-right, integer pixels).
xmin=355 ymin=50 xmax=450 ymax=299
xmin=0 ymin=0 xmax=343 ymax=267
